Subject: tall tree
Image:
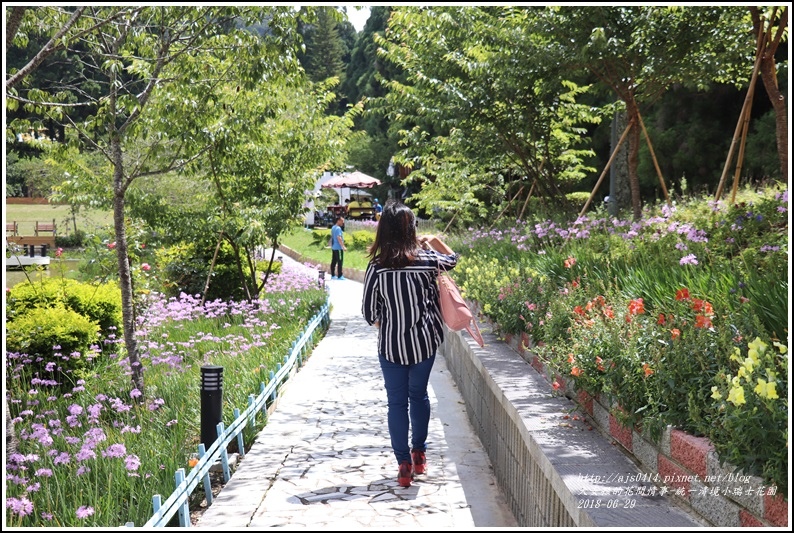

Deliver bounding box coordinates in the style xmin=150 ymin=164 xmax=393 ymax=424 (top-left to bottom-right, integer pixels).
xmin=374 ymin=6 xmax=600 ymax=223
xmin=6 ymin=6 xmax=308 ymax=394
xmin=552 ymin=5 xmax=752 ymax=220
xmin=301 ymin=6 xmax=346 ymax=83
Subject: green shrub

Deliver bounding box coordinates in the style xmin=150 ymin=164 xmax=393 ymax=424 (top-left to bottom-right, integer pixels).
xmin=349 ymin=230 xmax=375 ymax=251
xmin=310 ymin=228 xmax=332 ymax=248
xmin=6 ymin=304 xmax=101 ymax=377
xmin=55 ymin=229 xmax=86 ymax=248
xmin=7 ymin=277 xmax=122 ymax=336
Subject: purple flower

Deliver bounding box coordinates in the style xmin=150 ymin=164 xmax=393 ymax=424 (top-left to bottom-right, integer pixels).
xmin=125 ymin=454 xmax=141 ymax=471
xmin=102 ymin=443 xmax=127 ymax=459
xmin=35 ymin=468 xmax=53 ymax=478
xmin=76 ymin=505 xmax=95 ymax=519
xmin=6 ymin=497 xmax=34 ymax=517
xmin=679 ymin=254 xmax=699 ymax=266
xmin=130 ymin=388 xmax=143 ymax=399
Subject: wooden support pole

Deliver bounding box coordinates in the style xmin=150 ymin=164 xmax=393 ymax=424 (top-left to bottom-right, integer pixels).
xmin=730 ymin=100 xmax=753 ymax=204
xmin=715 ymin=26 xmax=765 ymax=201
xmin=518 ymin=179 xmax=537 ymax=220
xmin=636 ymin=109 xmax=670 ymax=205
xmin=489 ymin=185 xmax=525 ymax=230
xmin=579 ymin=118 xmax=634 ymax=218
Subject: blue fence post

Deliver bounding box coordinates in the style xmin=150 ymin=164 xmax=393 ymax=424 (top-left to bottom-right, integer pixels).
xmin=198 ymin=443 xmax=213 ymax=507
xmin=247 ymin=395 xmax=256 ymax=429
xmin=216 ymin=422 xmax=231 ymax=483
xmin=175 ymin=468 xmax=189 ymax=527
xmin=270 ymin=369 xmax=277 ymax=403
xmin=233 ymin=408 xmax=245 ymax=459
xmin=151 ymin=494 xmax=161 ymax=524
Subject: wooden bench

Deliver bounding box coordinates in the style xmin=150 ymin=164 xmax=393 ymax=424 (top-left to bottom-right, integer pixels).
xmin=34 ymin=219 xmax=57 ymax=236
xmin=6 ymin=221 xmax=18 ymax=236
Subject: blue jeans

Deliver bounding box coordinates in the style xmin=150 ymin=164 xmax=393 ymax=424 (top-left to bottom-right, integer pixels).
xmin=378 ymin=354 xmax=436 ymax=465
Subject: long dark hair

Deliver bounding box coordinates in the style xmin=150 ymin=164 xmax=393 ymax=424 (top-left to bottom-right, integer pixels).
xmin=367 ymin=199 xmax=420 ymax=268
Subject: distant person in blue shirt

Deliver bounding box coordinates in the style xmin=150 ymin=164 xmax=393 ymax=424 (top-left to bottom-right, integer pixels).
xmin=373 ymin=198 xmax=383 ymax=221
xmin=330 ymin=216 xmax=347 ymax=280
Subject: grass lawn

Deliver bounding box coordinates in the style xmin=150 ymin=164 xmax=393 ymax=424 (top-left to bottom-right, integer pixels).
xmin=5 ymin=203 xmax=113 ymax=236
xmin=279 ymin=227 xmax=372 ymax=271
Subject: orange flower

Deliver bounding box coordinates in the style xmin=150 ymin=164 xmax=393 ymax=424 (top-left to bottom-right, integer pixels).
xmin=188 ymin=457 xmax=199 ymax=468
xmin=675 ymin=288 xmax=690 ymax=301
xmin=573 ymin=306 xmax=585 ymax=316
xmin=642 ymin=363 xmax=654 ymax=377
xmin=567 ymin=353 xmax=575 ymax=364
xmin=596 ymin=356 xmax=605 ymax=372
xmin=628 ymin=298 xmax=645 ymax=315
xmin=671 ymin=328 xmax=681 ymax=340
xmin=694 ymin=315 xmax=712 ymax=329
xmin=571 ymin=278 xmax=580 ymax=288
xmin=602 ymin=306 xmax=614 ymax=319
xmin=571 ymin=366 xmax=582 ymax=377
xmin=564 ymin=256 xmax=577 ymax=269
xmin=657 ymin=313 xmax=665 ymax=325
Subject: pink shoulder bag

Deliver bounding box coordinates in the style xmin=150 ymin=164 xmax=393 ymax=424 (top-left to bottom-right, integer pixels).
xmin=437 ymin=267 xmax=484 ymax=347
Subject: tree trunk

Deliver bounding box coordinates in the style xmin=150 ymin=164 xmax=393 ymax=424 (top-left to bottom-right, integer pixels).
xmin=759 ymin=57 xmax=788 ymax=181
xmin=6 ymin=403 xmax=19 ymax=459
xmin=625 ymin=98 xmax=643 ymax=221
xmin=112 ymin=138 xmax=144 ymax=394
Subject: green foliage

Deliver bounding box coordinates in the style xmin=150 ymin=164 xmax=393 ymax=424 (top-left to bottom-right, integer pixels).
xmin=7 ymin=277 xmax=122 ymax=336
xmin=311 ymin=228 xmax=332 ymax=248
xmin=709 ymin=338 xmax=788 ymax=494
xmin=451 ymin=184 xmax=787 ymax=494
xmin=5 ymin=304 xmax=100 ymax=377
xmin=55 ymin=229 xmax=86 ymax=248
xmin=348 ymin=230 xmax=375 ymax=251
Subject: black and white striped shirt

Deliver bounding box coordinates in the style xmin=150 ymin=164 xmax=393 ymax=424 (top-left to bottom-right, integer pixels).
xmin=362 ymin=249 xmax=458 ymax=364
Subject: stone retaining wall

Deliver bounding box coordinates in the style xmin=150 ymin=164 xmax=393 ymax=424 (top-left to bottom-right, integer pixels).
xmin=468 ymin=316 xmax=788 ymax=528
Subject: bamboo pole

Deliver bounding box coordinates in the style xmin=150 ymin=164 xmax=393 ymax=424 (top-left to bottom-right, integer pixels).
xmin=715 ymin=26 xmax=765 ymax=201
xmin=518 ymin=179 xmax=537 ymax=220
xmin=730 ymin=101 xmax=752 ymax=204
xmin=200 ymin=232 xmax=224 ymax=307
xmin=579 ymin=118 xmax=634 ymax=218
xmin=636 ymin=109 xmax=670 ymax=205
xmin=489 ymin=185 xmax=524 ymax=230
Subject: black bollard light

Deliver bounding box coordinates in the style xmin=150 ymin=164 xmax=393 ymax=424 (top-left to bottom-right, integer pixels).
xmin=318 ymin=270 xmax=326 ymax=288
xmin=200 ymin=365 xmax=224 ymax=449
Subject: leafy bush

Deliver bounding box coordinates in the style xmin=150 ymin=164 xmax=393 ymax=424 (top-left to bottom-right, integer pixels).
xmin=310 ymin=228 xmax=332 ymax=248
xmin=7 ymin=277 xmax=122 ymax=336
xmin=348 ymin=230 xmax=375 ymax=251
xmin=6 ymin=304 xmax=101 ymax=378
xmin=55 ymin=229 xmax=86 ymax=248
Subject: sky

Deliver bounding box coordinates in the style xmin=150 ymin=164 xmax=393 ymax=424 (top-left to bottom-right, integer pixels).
xmin=344 ymin=6 xmax=371 ymax=32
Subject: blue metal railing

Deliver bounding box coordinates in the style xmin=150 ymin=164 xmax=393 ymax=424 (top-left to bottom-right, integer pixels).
xmin=125 ymin=297 xmax=331 ymax=527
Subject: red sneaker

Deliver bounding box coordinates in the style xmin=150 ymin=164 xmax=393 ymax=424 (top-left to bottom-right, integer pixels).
xmin=398 ymin=460 xmax=413 ymax=487
xmin=411 ymin=449 xmax=426 ymax=475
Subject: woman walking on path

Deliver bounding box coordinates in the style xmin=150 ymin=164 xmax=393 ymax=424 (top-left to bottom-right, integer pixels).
xmin=361 ymin=200 xmax=458 ymax=487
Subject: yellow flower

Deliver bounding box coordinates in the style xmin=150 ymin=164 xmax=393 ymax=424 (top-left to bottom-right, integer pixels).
xmin=727 ymin=386 xmax=746 ymax=406
xmin=755 ymin=378 xmax=779 ymax=400
xmin=773 ymin=341 xmax=787 ymax=355
xmin=737 ymin=366 xmax=747 ymax=379
xmin=710 ymin=386 xmax=722 ymax=400
xmin=731 ymin=375 xmax=741 ymax=387
xmin=730 ymin=347 xmax=742 ymax=363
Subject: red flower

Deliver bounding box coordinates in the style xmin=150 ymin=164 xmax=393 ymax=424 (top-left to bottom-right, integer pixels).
xmin=107 ymin=241 xmax=116 ymax=249
xmin=671 ymin=328 xmax=681 ymax=340
xmin=602 ymin=307 xmax=614 ymax=320
xmin=694 ymin=315 xmax=712 ymax=329
xmin=627 ymin=298 xmax=645 ymax=315
xmin=55 ymin=247 xmax=63 ymax=258
xmin=552 ymin=380 xmax=561 ymax=390
xmin=564 ymin=256 xmax=577 ymax=269
xmin=573 ymin=306 xmax=585 ymax=316
xmin=657 ymin=313 xmax=665 ymax=325
xmin=675 ymin=288 xmax=690 ymax=301
xmin=642 ymin=363 xmax=654 ymax=377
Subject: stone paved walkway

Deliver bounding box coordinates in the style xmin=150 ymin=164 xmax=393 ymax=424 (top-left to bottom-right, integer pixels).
xmin=195 ymin=251 xmax=518 ymax=528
